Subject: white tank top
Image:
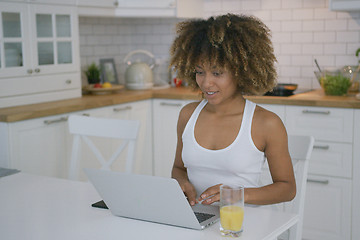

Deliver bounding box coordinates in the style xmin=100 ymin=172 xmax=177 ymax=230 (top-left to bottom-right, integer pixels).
xmin=182 ymin=99 xmax=265 ymax=196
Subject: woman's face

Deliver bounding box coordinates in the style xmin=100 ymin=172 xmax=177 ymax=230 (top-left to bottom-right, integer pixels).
xmin=195 ymin=63 xmax=238 ymax=105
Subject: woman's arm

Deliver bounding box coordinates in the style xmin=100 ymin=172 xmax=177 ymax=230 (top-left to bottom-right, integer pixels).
xmin=171 ymin=102 xmax=199 ymax=206
xmin=245 ymin=108 xmax=296 ymax=205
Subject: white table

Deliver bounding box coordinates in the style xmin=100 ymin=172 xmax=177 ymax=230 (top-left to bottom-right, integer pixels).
xmin=0 ymin=173 xmax=298 ymax=240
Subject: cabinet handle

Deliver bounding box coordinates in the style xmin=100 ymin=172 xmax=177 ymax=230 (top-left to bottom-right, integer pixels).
xmin=302 ymin=110 xmax=330 ymax=115
xmin=160 ymin=102 xmax=182 ymax=107
xmin=307 ymin=179 xmax=329 ymax=185
xmin=27 ymin=69 xmax=33 ymax=74
xmin=169 ymin=1 xmax=176 ymax=7
xmin=313 ymin=145 xmax=330 ymax=150
xmin=34 ymin=68 xmax=40 ymax=73
xmin=66 ymin=79 xmax=72 ymax=84
xmin=44 ymin=117 xmax=68 ymax=125
xmin=82 ymin=113 xmax=90 ymax=117
xmin=113 ymin=106 xmax=132 ymax=112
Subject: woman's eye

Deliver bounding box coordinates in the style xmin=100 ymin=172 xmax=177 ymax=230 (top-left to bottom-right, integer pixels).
xmin=213 ymin=71 xmax=222 ymax=76
xmin=195 ymin=70 xmax=204 ymax=75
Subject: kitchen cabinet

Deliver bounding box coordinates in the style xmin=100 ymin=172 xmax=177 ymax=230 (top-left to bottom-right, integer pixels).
xmin=76 ymin=0 xmax=117 ymax=16
xmin=5 ymin=0 xmax=77 ymax=5
xmin=285 ymin=105 xmax=354 ymax=240
xmin=0 ymin=1 xmax=81 ymax=108
xmin=329 ymin=0 xmax=360 ymax=11
xmin=77 ymin=0 xmax=203 ymax=18
xmin=352 ymin=110 xmax=360 ymax=240
xmin=304 ymin=176 xmax=352 ymax=240
xmin=152 ymin=99 xmax=194 ymax=177
xmin=0 ymin=113 xmax=70 ymax=178
xmin=0 ymin=100 xmax=152 ymax=180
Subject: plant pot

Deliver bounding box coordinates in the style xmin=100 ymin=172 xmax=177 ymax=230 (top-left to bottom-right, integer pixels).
xmin=87 ymin=78 xmax=100 ymax=84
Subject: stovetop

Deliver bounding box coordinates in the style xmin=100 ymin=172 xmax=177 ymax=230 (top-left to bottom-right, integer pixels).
xmin=264 ymin=88 xmax=312 ymax=97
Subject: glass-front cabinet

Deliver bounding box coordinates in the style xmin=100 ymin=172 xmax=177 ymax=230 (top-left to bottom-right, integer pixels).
xmin=29 ymin=4 xmax=78 ymax=75
xmin=0 ymin=3 xmax=78 ymax=77
xmin=0 ymin=2 xmax=80 ymax=108
xmin=0 ymin=3 xmax=29 ymax=78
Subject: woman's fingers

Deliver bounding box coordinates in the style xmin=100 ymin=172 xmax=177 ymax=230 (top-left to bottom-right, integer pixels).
xmin=181 ymin=182 xmax=197 ymax=206
xmin=198 ymin=184 xmax=222 ymax=205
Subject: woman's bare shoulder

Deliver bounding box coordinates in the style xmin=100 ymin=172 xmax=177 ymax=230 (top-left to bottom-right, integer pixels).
xmin=176 ymin=101 xmax=201 ymax=133
xmin=253 ymin=105 xmax=285 ymax=132
xmin=179 ymin=101 xmax=201 ymax=122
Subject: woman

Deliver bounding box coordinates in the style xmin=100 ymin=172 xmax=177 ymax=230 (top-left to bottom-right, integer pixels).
xmin=169 ymin=14 xmax=296 ymax=206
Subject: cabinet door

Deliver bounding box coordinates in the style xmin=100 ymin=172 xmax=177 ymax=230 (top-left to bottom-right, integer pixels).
xmin=110 ymin=101 xmax=153 ymax=176
xmin=303 ymin=175 xmax=351 ymax=240
xmin=0 ymin=2 xmax=31 ymax=78
xmin=29 ymin=4 xmax=79 ymax=75
xmin=8 ymin=114 xmax=69 ymax=178
xmin=152 ymin=99 xmax=194 ymax=177
xmin=28 ymin=0 xmax=76 ymax=5
xmin=114 ymin=0 xmax=202 ymax=18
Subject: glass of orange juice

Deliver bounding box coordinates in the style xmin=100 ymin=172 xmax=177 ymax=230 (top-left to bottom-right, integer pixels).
xmin=220 ymin=185 xmax=244 ymax=237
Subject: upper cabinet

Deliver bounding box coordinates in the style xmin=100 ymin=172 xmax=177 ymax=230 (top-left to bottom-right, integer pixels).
xmin=329 ymin=0 xmax=360 ymax=11
xmin=77 ymin=0 xmax=203 ymax=18
xmin=76 ymin=0 xmax=117 ymax=16
xmin=0 ymin=2 xmax=81 ymax=108
xmin=1 ymin=0 xmax=76 ymax=5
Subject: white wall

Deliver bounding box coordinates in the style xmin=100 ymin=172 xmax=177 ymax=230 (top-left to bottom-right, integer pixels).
xmin=79 ymin=0 xmax=360 ymax=89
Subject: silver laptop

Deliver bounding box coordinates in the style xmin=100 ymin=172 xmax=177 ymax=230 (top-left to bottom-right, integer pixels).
xmin=84 ymin=168 xmax=220 ymax=230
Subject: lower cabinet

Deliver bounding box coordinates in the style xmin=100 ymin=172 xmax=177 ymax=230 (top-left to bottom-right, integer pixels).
xmin=285 ymin=105 xmax=355 ymax=240
xmin=0 ymin=114 xmax=70 ymax=178
xmin=152 ymin=99 xmax=195 ymax=178
xmin=303 ymin=175 xmax=352 ymax=240
xmin=0 ymin=100 xmax=152 ymax=180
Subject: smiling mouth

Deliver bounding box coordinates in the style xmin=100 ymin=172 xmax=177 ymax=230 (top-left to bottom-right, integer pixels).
xmin=206 ymin=91 xmax=217 ymax=95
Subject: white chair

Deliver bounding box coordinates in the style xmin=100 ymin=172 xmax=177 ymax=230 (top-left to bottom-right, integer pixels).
xmin=260 ymin=135 xmax=315 ymax=240
xmin=68 ymin=115 xmax=140 ymax=180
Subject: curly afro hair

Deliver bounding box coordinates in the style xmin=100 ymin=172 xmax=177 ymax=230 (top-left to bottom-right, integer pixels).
xmin=169 ymin=14 xmax=277 ymax=95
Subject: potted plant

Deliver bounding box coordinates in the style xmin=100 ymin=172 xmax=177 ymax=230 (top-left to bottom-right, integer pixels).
xmin=85 ymin=62 xmax=101 ymax=84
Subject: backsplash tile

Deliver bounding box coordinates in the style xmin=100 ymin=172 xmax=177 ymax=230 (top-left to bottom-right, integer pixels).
xmin=79 ymin=0 xmax=360 ymax=90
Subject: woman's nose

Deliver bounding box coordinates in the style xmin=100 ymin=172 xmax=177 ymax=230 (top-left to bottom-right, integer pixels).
xmin=202 ymin=74 xmax=214 ymax=88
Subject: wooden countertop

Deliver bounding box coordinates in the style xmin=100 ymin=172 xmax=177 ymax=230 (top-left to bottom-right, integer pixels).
xmin=0 ymin=87 xmax=359 ymax=123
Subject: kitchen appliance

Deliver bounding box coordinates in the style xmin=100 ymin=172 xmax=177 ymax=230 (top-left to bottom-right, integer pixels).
xmin=264 ymin=83 xmax=298 ymax=96
xmin=124 ymin=50 xmax=155 ymax=90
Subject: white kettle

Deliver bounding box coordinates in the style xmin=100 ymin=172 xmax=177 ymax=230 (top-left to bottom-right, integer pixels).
xmin=124 ymin=50 xmax=155 ymax=90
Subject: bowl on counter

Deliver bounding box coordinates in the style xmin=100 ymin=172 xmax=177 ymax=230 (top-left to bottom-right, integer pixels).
xmin=314 ymin=68 xmax=352 ymax=96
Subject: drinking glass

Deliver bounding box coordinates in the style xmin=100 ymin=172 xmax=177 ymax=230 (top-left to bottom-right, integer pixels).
xmin=220 ymin=185 xmax=244 ymax=237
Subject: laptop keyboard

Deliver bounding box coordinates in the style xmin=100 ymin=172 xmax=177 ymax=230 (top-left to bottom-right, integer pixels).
xmin=194 ymin=212 xmax=215 ymax=223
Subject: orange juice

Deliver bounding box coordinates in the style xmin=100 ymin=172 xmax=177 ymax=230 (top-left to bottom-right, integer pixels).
xmin=220 ymin=205 xmax=244 ymax=231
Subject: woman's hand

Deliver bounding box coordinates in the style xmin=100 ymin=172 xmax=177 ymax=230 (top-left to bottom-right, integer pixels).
xmin=179 ymin=181 xmax=198 ymax=206
xmin=198 ymin=184 xmax=222 ymax=205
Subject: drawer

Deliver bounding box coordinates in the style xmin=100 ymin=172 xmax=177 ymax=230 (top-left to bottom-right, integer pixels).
xmin=285 ymin=106 xmax=353 ymax=143
xmin=309 ymin=141 xmax=352 ymax=178
xmin=0 ymin=72 xmax=80 ymax=97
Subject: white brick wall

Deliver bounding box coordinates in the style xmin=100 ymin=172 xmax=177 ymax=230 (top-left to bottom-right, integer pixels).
xmin=79 ymin=0 xmax=360 ymax=89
